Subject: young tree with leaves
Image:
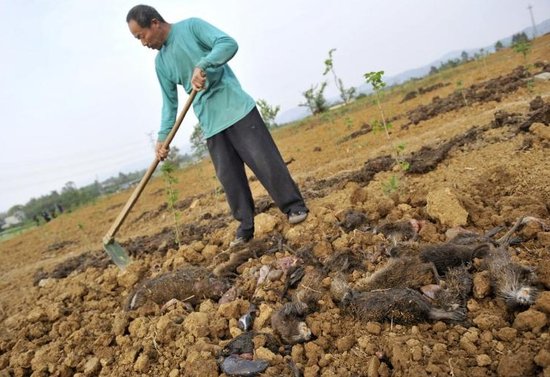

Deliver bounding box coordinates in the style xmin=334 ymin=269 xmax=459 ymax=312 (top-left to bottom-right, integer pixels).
xmin=512 ymin=32 xmax=529 ymax=45
xmin=323 ymin=48 xmax=356 ymax=105
xmin=364 ymin=70 xmax=410 ymax=194
xmin=256 ymin=99 xmax=280 ymax=129
xmin=190 ymin=123 xmax=207 ymax=160
xmin=164 ymin=145 xmax=188 ymax=167
xmin=364 ymin=71 xmax=390 ymax=139
xmin=300 ymin=82 xmax=329 ymax=115
xmin=513 ymin=40 xmax=532 ymax=61
xmin=160 ymin=160 xmax=182 ymax=247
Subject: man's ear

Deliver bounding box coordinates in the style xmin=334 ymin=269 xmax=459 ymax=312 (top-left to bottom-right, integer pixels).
xmin=150 ymin=18 xmax=160 ymax=28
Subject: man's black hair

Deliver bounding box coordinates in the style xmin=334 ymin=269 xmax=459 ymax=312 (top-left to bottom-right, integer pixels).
xmin=126 ymin=5 xmax=166 ymax=27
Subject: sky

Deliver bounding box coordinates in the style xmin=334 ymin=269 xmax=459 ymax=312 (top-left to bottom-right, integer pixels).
xmin=1 ymin=0 xmax=549 ymax=213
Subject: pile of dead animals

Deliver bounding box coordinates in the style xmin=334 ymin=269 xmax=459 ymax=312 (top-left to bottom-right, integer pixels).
xmin=124 ymin=216 xmax=543 ymax=376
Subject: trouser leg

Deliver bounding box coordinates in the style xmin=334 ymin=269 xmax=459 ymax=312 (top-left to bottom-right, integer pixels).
xmin=207 ymin=132 xmax=255 ymax=239
xmin=224 ymin=107 xmax=308 ymax=215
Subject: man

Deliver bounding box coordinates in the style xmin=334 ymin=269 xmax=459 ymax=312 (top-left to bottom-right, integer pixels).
xmin=126 ymin=5 xmax=308 ymax=246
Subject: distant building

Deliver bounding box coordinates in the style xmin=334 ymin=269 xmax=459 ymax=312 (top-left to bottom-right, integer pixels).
xmin=1 ymin=210 xmax=25 ymax=230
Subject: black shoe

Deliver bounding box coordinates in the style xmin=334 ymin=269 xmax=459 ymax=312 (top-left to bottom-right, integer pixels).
xmin=230 ymin=235 xmax=252 ymax=247
xmin=288 ymin=211 xmax=308 ymax=224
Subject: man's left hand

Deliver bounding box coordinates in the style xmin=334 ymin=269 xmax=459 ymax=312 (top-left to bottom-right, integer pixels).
xmin=156 ymin=142 xmax=170 ymax=161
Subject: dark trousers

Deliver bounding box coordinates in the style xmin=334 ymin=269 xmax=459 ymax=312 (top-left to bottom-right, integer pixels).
xmin=206 ymin=107 xmax=308 ymax=238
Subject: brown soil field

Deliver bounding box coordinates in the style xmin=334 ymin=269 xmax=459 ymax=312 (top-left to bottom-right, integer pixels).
xmin=1 ymin=35 xmax=549 ymax=377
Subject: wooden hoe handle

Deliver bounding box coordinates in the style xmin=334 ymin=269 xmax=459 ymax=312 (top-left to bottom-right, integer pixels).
xmin=103 ymin=90 xmax=197 ymax=244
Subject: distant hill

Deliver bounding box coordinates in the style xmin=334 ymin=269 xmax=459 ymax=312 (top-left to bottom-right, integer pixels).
xmin=277 ymin=18 xmax=550 ymax=125
xmin=378 ymin=18 xmax=550 ymax=88
xmin=277 ymin=106 xmax=311 ymax=125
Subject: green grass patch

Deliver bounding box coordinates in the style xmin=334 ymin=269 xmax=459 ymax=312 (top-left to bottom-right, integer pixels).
xmin=0 ymin=222 xmax=36 ymax=242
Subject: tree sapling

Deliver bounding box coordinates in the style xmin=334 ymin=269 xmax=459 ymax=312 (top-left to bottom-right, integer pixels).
xmin=324 ymin=48 xmax=356 ymax=105
xmin=364 ymin=71 xmax=391 ymax=139
xmin=300 ymin=82 xmax=329 ymax=115
xmin=364 ymin=71 xmax=410 ymax=194
xmin=257 ymin=99 xmax=280 ymax=129
xmin=160 ymin=161 xmax=182 ymax=248
xmin=456 ymin=80 xmax=469 ymax=107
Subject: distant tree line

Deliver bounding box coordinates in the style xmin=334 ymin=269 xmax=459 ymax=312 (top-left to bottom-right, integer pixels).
xmin=0 ymin=145 xmax=205 ymax=230
xmin=0 ymin=169 xmax=147 ymax=227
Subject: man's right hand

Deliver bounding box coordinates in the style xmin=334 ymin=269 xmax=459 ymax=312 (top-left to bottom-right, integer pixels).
xmin=156 ymin=141 xmax=170 ymax=161
xmin=192 ymin=67 xmax=206 ymax=91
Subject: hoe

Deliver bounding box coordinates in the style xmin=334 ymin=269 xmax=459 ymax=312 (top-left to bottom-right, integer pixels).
xmin=103 ymin=90 xmax=197 ymax=269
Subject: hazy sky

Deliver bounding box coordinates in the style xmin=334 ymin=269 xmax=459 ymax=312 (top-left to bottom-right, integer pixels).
xmin=1 ymin=0 xmax=548 ymax=213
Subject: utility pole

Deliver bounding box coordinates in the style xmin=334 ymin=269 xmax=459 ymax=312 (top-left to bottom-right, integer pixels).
xmin=527 ymin=4 xmax=538 ymax=39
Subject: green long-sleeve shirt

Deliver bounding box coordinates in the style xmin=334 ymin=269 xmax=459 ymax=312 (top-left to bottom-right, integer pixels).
xmin=155 ymin=18 xmax=256 ymax=141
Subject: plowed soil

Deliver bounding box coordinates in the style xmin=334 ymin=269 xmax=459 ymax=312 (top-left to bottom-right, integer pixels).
xmin=1 ymin=36 xmax=549 ymax=377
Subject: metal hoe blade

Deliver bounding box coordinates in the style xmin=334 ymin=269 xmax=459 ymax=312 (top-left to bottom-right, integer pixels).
xmin=103 ymin=239 xmax=131 ymax=269
xmin=101 ymin=91 xmax=197 ymax=269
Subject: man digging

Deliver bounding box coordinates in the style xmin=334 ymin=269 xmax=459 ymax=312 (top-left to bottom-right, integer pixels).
xmin=126 ymin=5 xmax=308 ymax=246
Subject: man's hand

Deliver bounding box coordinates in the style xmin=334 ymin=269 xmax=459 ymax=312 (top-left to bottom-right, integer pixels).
xmin=156 ymin=141 xmax=170 ymax=161
xmin=192 ymin=67 xmax=206 ymax=91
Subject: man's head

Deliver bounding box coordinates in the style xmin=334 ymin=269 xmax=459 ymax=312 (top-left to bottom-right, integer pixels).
xmin=127 ymin=5 xmax=169 ymax=50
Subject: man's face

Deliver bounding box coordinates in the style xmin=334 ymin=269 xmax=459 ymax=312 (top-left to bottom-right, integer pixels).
xmin=128 ymin=19 xmax=164 ymax=50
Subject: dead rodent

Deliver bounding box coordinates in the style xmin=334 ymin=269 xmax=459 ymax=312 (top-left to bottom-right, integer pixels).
xmin=210 ymin=242 xmax=264 ymax=277
xmin=448 ymin=216 xmax=546 ymax=246
xmin=419 ymin=243 xmax=489 ymax=275
xmin=431 ymin=265 xmax=473 ymax=311
xmin=419 ymin=216 xmax=540 ymax=276
xmin=337 ymin=209 xmax=368 ymax=232
xmin=125 ymin=266 xmax=232 ymax=311
xmin=270 ymin=268 xmax=323 ymax=345
xmin=374 ymin=219 xmax=422 ymax=242
xmin=392 ymin=241 xmax=487 ymax=275
xmin=291 ymin=267 xmax=324 ymax=309
xmin=354 ymin=255 xmax=437 ymax=292
xmin=323 ymin=249 xmax=367 ymax=274
xmin=445 ymin=225 xmax=505 ymax=246
xmin=331 ymin=276 xmax=465 ymax=324
xmin=483 ymin=245 xmax=538 ymax=309
xmin=271 ymin=301 xmax=312 ymax=345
